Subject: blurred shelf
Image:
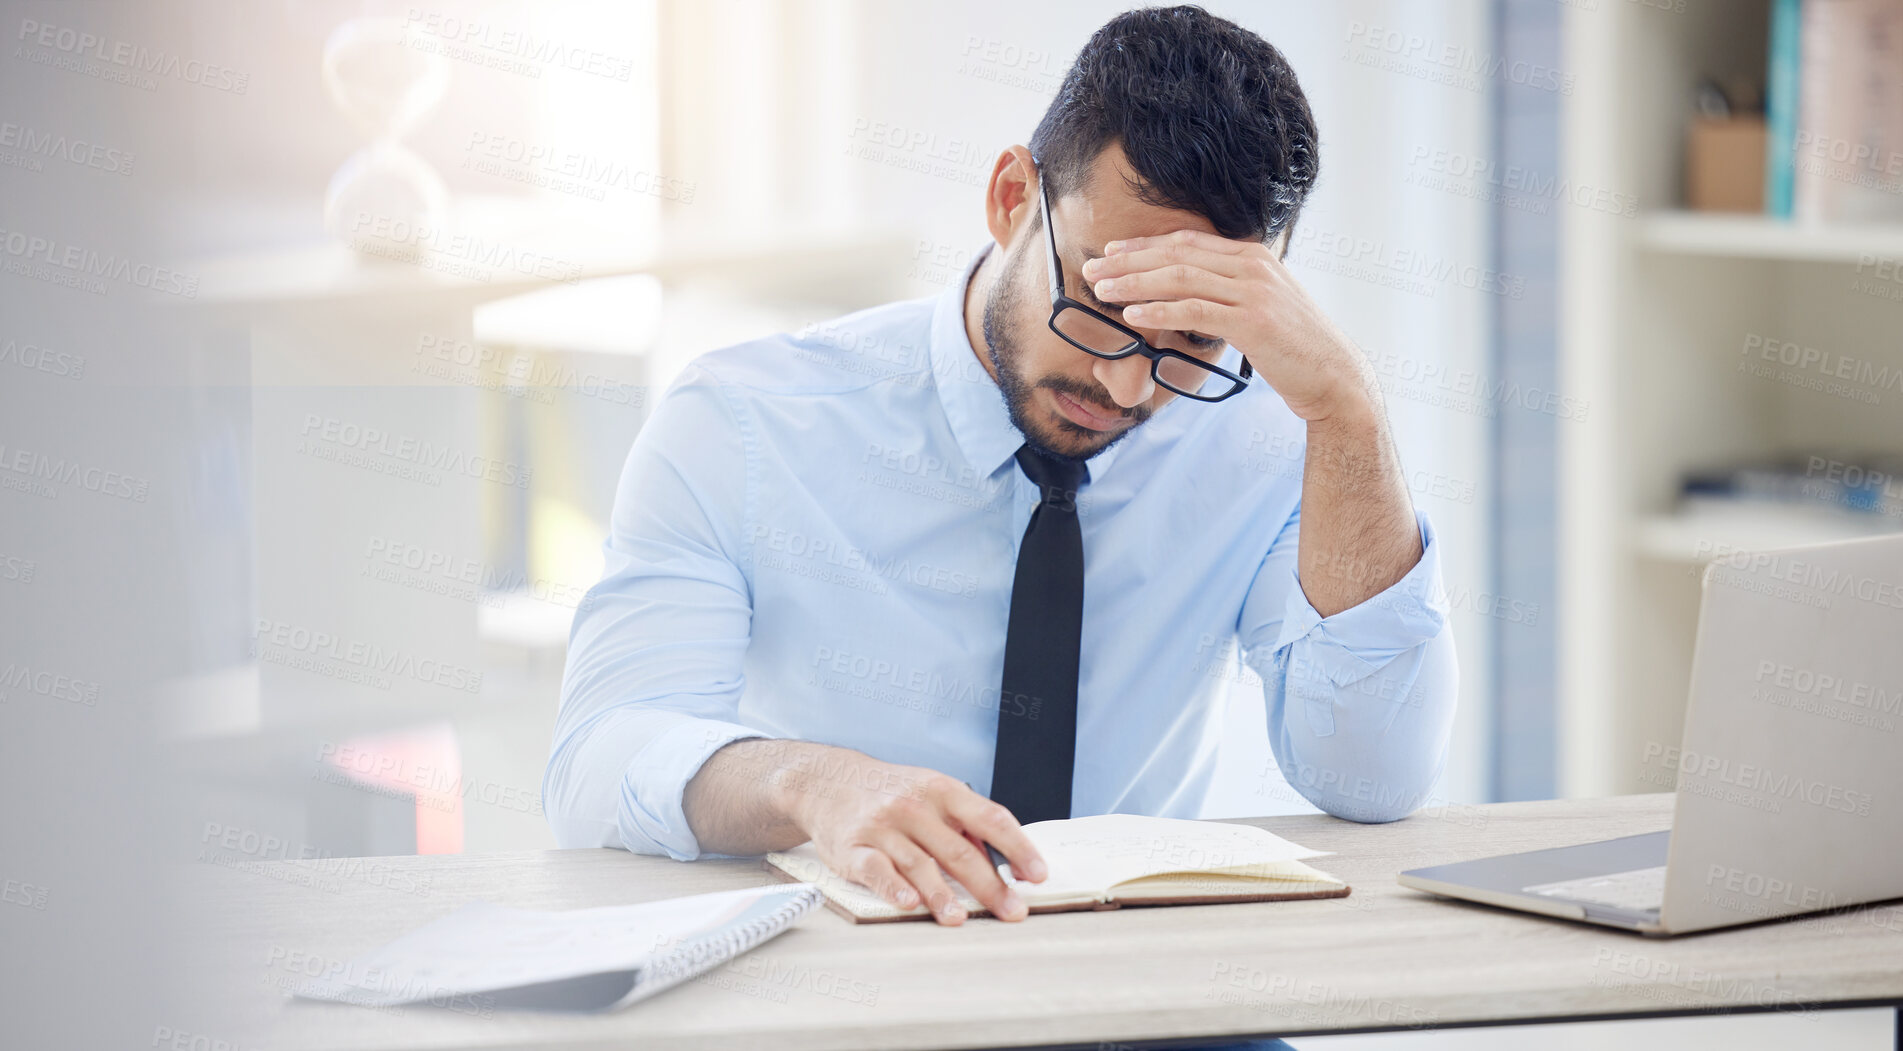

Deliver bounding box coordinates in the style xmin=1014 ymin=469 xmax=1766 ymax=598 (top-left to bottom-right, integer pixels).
xmin=179 ymin=194 xmax=916 ymax=308
xmin=1636 ymin=210 xmax=1903 ymax=263
xmin=472 ymin=274 xmax=665 ymax=356
xmin=156 ymin=661 xmax=514 ymax=751
xmin=1634 ymin=501 xmax=1902 ymax=564
xmin=477 ymin=591 xmax=577 ymax=653
xmin=185 ymin=228 xmax=912 ymax=308
xmin=1563 ymin=5 xmax=1903 ymax=799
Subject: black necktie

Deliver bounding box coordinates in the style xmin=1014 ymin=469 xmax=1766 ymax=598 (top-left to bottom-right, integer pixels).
xmin=990 ymin=444 xmax=1087 ymax=826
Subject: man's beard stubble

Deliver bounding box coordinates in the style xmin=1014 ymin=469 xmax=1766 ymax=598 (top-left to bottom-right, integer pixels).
xmin=979 ymin=238 xmax=1152 ymax=464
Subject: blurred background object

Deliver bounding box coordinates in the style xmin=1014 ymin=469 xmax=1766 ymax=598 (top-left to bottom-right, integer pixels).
xmin=1686 ymin=112 xmax=1767 ymax=213
xmin=318 ymin=14 xmax=452 ymax=254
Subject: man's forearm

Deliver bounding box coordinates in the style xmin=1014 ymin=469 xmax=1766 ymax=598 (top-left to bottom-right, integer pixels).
xmin=686 ymin=738 xmax=1042 ymax=923
xmin=1075 ymin=215 xmax=1427 ymax=618
xmin=1297 ymin=391 xmax=1423 ymax=618
xmin=680 ymin=738 xmax=826 ymax=856
xmin=684 ymin=737 xmax=936 ymax=856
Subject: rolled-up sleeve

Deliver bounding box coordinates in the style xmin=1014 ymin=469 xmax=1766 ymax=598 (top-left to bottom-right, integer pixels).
xmin=1237 ymin=505 xmax=1459 ymax=823
xmin=542 ymin=364 xmax=769 ymax=859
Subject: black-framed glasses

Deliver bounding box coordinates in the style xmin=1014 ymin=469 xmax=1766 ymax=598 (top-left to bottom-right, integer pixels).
xmin=1037 ymin=171 xmax=1252 ymax=403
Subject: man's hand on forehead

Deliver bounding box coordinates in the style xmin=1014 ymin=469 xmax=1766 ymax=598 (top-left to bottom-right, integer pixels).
xmin=1079 ymin=228 xmax=1373 ymax=423
xmin=1082 ymin=228 xmax=1254 ymax=312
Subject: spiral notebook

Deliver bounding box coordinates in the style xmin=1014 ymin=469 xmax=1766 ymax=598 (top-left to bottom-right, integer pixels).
xmin=292 ymin=883 xmax=823 ymax=1012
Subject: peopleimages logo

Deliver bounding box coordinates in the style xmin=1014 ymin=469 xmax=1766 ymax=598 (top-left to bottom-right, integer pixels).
xmin=1754 ymin=660 xmax=1903 ymax=713
xmin=400 ymin=8 xmax=635 ymax=81
xmin=1207 ymin=961 xmax=1437 ymax=1027
xmin=1805 ymin=455 xmax=1903 ymax=513
xmin=1406 ymin=145 xmax=1635 ymax=218
xmin=0 ymin=442 xmax=149 ymax=501
xmin=344 ymin=213 xmax=584 ymax=284
xmin=0 ymin=227 xmax=198 ymax=298
xmin=0 ymin=337 xmax=85 ymax=379
xmin=315 ymin=742 xmax=543 ymax=816
xmin=299 ymin=414 xmax=533 ymax=489
xmin=1290 ymin=226 xmax=1526 ymax=300
xmin=14 ymin=18 xmax=250 ymax=93
xmin=262 ymin=944 xmax=494 ymax=1017
xmin=1704 ymin=864 xmax=1862 ymax=913
xmin=0 ymin=554 xmax=36 ymax=583
xmin=1590 ymin=947 xmax=1807 ymax=1014
xmin=1640 ymin=742 xmax=1874 ymax=817
xmin=1740 ymin=332 xmax=1903 ymax=403
xmin=0 ymin=120 xmax=134 ymax=175
xmin=362 ymin=534 xmax=590 ymax=610
xmin=251 ymin=618 xmax=484 ymax=695
xmin=1700 ymin=546 xmax=1903 ymax=611
xmin=0 ymin=662 xmax=100 ymax=706
xmin=748 ymin=524 xmax=980 ymax=598
xmin=809 ymin=644 xmax=1037 ymax=720
xmin=1343 ymin=21 xmax=1575 ymax=95
xmin=462 ymin=132 xmax=695 ymax=204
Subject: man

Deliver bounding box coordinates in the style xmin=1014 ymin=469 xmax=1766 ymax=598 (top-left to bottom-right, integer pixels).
xmin=546 ymin=4 xmax=1455 ymax=941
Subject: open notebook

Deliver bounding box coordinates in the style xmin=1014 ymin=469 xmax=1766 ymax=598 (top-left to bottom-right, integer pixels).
xmin=767 ymin=814 xmax=1348 ymax=923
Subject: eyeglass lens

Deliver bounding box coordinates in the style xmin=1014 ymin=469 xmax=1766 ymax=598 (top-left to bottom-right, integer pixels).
xmin=1051 ymin=306 xmax=1233 ymax=397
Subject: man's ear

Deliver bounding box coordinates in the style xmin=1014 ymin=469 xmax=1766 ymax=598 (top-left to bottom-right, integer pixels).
xmin=982 ymin=145 xmax=1038 ymax=250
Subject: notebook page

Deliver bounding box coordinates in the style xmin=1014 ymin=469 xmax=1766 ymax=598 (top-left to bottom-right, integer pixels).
xmin=1007 ymin=815 xmax=1331 ymax=895
xmin=769 ymin=843 xmax=1106 ymax=915
xmin=1111 ymin=860 xmax=1346 ymax=898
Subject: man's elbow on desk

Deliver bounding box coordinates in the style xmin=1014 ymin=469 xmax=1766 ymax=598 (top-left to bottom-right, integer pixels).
xmin=1272 ymin=631 xmax=1460 ymax=825
xmin=1276 ymin=717 xmax=1455 ymax=822
xmin=1293 ymin=771 xmax=1447 ymax=824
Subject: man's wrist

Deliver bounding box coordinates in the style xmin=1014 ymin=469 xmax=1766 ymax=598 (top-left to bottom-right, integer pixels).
xmin=1266 ymin=348 xmax=1380 ymax=425
xmin=761 ymin=739 xmax=849 ymax=837
xmin=761 ymin=744 xmax=812 ymax=835
xmin=1304 ymin=374 xmax=1382 ymax=432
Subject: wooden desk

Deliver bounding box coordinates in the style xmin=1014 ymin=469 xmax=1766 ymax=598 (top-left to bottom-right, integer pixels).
xmin=176 ymin=794 xmax=1903 ymax=1050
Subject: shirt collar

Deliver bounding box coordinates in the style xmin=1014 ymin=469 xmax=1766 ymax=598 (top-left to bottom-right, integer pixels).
xmin=928 ymin=244 xmax=1126 ymax=483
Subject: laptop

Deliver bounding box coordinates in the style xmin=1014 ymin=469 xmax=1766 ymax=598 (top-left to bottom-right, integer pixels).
xmin=1399 ymin=532 xmax=1903 ymax=935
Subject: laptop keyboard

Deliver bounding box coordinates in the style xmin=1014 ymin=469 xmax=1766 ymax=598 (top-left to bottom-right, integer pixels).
xmin=1522 ymin=865 xmax=1666 ymax=912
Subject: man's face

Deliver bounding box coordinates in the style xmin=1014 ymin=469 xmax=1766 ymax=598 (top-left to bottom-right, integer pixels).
xmin=981 ymin=148 xmax=1224 ymax=462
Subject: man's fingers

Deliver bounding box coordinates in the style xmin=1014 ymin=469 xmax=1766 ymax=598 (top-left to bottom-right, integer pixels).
xmin=912 ymin=820 xmax=1027 ymax=922
xmin=1121 ymin=298 xmax=1235 ymax=333
xmin=1103 ymin=228 xmax=1251 ymax=258
xmin=843 ymin=845 xmax=920 ymax=911
xmin=876 ymin=832 xmax=969 ymax=926
xmin=1085 ymin=242 xmax=1251 ymax=283
xmin=1091 ymin=262 xmax=1242 ymax=309
xmin=943 ymin=791 xmax=1048 ymax=884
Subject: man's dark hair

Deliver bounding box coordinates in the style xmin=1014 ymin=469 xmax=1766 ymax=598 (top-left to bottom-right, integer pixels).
xmin=1029 ymin=5 xmax=1319 ymax=246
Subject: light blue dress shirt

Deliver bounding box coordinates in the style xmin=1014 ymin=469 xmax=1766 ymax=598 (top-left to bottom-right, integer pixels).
xmin=545 ymin=249 xmax=1458 ymax=860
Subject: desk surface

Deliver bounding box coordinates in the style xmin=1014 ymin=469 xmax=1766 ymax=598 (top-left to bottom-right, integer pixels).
xmin=179 ymin=794 xmax=1903 ymax=1051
